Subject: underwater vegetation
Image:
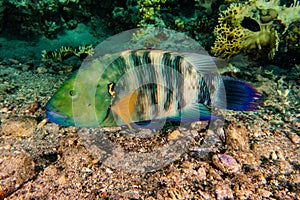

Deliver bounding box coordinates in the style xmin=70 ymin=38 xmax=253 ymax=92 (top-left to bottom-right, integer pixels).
xmin=41 ymin=45 xmax=94 ymax=62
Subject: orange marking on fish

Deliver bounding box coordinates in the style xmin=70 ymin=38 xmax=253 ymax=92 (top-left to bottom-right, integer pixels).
xmin=111 ymin=92 xmax=137 ymax=129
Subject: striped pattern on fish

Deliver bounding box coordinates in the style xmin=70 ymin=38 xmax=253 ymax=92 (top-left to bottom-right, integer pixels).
xmin=105 ymin=49 xmax=213 ymax=124
xmin=45 ymin=49 xmax=261 ymax=128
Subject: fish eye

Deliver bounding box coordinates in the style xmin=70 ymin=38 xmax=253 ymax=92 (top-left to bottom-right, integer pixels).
xmin=69 ymin=90 xmax=76 ymax=96
xmin=107 ymin=82 xmax=116 ymax=96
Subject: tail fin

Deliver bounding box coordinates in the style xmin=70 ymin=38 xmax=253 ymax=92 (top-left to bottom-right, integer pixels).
xmin=220 ymin=76 xmax=262 ymax=111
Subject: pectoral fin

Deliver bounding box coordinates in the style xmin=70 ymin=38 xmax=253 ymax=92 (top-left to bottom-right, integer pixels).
xmin=100 ymin=110 xmax=117 ymax=127
xmin=111 ymin=92 xmax=137 ymax=129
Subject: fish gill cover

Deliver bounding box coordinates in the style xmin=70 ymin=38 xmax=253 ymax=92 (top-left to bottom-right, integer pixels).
xmin=45 ymin=27 xmax=261 ymax=172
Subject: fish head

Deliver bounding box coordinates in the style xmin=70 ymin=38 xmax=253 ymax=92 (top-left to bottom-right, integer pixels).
xmin=46 ymin=72 xmax=115 ymax=127
xmin=45 ymin=73 xmax=78 ymax=126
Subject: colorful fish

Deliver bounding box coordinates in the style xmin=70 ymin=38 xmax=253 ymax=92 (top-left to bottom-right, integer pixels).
xmin=45 ymin=49 xmax=261 ymax=129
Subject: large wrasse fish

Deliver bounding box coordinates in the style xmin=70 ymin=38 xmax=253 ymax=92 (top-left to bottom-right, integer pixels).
xmin=45 ymin=49 xmax=261 ymax=129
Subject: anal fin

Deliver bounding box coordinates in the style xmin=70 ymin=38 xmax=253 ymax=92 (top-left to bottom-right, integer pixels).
xmin=133 ymin=103 xmax=218 ymax=129
xmin=168 ymin=103 xmax=216 ymax=123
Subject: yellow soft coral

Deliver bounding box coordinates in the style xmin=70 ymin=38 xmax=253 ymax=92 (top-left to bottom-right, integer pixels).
xmin=212 ymin=0 xmax=300 ymax=59
xmin=137 ymin=0 xmax=166 ymax=27
xmin=42 ymin=45 xmax=94 ymax=62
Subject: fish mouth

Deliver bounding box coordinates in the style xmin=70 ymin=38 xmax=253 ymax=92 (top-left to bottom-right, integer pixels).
xmin=45 ymin=104 xmax=75 ymax=126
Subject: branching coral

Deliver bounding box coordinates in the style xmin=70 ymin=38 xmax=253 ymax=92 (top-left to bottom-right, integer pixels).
xmin=212 ymin=0 xmax=300 ymax=59
xmin=212 ymin=23 xmax=244 ymax=59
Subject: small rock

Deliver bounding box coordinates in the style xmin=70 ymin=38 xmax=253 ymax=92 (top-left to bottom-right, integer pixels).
xmin=225 ymin=124 xmax=249 ymax=151
xmin=252 ymin=140 xmax=287 ymax=161
xmin=215 ymin=182 xmax=234 ymax=200
xmin=105 ymin=168 xmax=113 ymax=174
xmin=197 ymin=164 xmax=207 ymax=181
xmin=278 ymin=160 xmax=294 ymax=174
xmin=43 ymin=165 xmax=59 ymax=177
xmin=190 ymin=129 xmax=223 ymax=159
xmin=0 ymin=153 xmax=36 ymax=199
xmin=168 ymin=130 xmax=180 ymax=140
xmin=57 ymin=174 xmax=67 ymax=185
xmin=270 ymin=151 xmax=278 ymax=160
xmin=190 ymin=121 xmax=209 ymax=130
xmin=286 ymin=132 xmax=300 ymax=145
xmin=216 ymin=127 xmax=226 ymax=142
xmin=257 ymin=188 xmax=272 ymax=198
xmin=1 ymin=116 xmax=37 ymax=137
xmin=291 ymin=173 xmax=300 ymax=185
xmin=198 ymin=191 xmax=214 ymax=199
xmin=82 ymin=167 xmax=93 ymax=173
xmin=276 ymin=150 xmax=285 ymax=160
xmin=252 ymin=125 xmax=264 ymax=138
xmin=212 ymin=154 xmax=240 ymax=174
xmin=232 ymin=151 xmax=260 ymax=170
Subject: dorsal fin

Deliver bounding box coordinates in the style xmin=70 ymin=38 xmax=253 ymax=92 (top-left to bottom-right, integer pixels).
xmin=182 ymin=52 xmax=225 ymax=73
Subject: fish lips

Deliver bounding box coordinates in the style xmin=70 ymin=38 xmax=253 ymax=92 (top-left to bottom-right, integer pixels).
xmin=45 ymin=104 xmax=75 ymax=126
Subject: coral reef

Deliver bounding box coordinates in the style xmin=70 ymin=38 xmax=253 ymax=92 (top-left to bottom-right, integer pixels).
xmin=0 ymin=0 xmax=220 ymax=49
xmin=212 ymin=0 xmax=300 ymax=59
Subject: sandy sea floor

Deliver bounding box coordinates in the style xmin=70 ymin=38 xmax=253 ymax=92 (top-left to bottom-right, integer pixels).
xmin=0 ymin=30 xmax=299 ymax=199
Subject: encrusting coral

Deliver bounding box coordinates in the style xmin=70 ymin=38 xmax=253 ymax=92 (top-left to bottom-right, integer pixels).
xmin=212 ymin=0 xmax=300 ymax=59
